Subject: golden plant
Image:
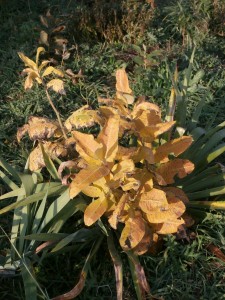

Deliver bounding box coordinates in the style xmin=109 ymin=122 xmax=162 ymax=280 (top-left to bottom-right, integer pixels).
xmin=18 ymin=65 xmax=195 ymax=255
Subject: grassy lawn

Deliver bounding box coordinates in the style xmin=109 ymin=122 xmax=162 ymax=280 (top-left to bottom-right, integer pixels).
xmin=0 ymin=0 xmax=225 ymax=299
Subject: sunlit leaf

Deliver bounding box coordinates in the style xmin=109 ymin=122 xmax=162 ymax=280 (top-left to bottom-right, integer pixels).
xmin=145 ymin=197 xmax=186 ymax=223
xmin=70 ymin=165 xmax=110 ymax=199
xmin=139 ymin=121 xmax=176 ymax=141
xmin=154 ymin=136 xmax=193 ymax=163
xmin=139 ymin=188 xmax=168 ymax=213
xmin=42 ymin=66 xmax=64 ymax=78
xmin=65 ymin=107 xmax=100 ymax=131
xmin=72 ymin=131 xmax=104 ymax=165
xmin=36 ymin=47 xmax=45 ymax=66
xmin=18 ymin=52 xmax=37 ymax=70
xmin=116 ymin=69 xmax=132 ymax=94
xmin=152 ymin=218 xmax=185 ymax=234
xmin=84 ymin=194 xmax=108 ymax=226
xmin=108 ymin=193 xmax=129 ymax=229
xmin=119 ymin=216 xmax=146 ymax=250
xmin=47 ymin=79 xmax=65 ymax=94
xmin=156 ymin=159 xmax=194 ymax=184
xmin=97 ymin=115 xmax=120 ymax=162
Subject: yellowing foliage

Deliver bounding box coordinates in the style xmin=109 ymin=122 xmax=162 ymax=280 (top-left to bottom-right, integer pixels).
xmin=17 ymin=68 xmax=195 ymax=255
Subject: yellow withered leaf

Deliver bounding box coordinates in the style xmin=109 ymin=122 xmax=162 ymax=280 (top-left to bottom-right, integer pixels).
xmin=39 ymin=30 xmax=49 ymax=46
xmin=72 ymin=131 xmax=104 ymax=165
xmin=24 ymin=71 xmax=41 ymax=90
xmin=152 ymin=218 xmax=185 ymax=235
xmin=65 ymin=108 xmax=100 ymax=131
xmin=69 ymin=165 xmax=110 ymax=199
xmin=121 ymin=177 xmax=141 ymax=191
xmin=132 ymin=146 xmax=155 ymax=164
xmin=97 ymin=115 xmax=120 ymax=162
xmin=119 ymin=216 xmax=146 ymax=250
xmin=116 ymin=91 xmax=134 ymax=105
xmin=42 ymin=66 xmax=64 ymax=77
xmin=116 ymin=69 xmax=132 ymax=94
xmin=139 ymin=188 xmax=169 ymax=213
xmin=156 ymin=159 xmax=195 ymax=184
xmin=145 ymin=197 xmax=186 ymax=224
xmin=154 ymin=136 xmax=193 ymax=163
xmin=139 ymin=121 xmax=176 ymax=141
xmin=115 ymin=146 xmax=138 ymax=161
xmin=108 ymin=193 xmax=129 ymax=229
xmin=132 ymin=101 xmax=161 ymax=119
xmin=84 ymin=193 xmax=108 ymax=226
xmin=47 ymin=79 xmax=65 ymax=94
xmin=81 ymin=185 xmax=103 ymax=198
xmin=112 ymin=159 xmax=135 ymax=182
xmin=36 ymin=47 xmax=45 ymax=66
xmin=134 ymin=108 xmax=161 ymax=128
xmin=18 ymin=52 xmax=37 ymax=70
xmin=17 ymin=116 xmax=62 ymax=142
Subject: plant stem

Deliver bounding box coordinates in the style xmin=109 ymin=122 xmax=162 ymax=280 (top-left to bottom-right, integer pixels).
xmin=45 ymin=88 xmax=67 ymax=139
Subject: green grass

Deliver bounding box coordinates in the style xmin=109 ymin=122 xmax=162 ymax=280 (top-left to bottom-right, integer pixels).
xmin=0 ymin=0 xmax=225 ymax=299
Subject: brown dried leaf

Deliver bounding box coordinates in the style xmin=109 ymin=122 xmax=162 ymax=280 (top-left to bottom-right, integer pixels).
xmin=154 ymin=136 xmax=193 ymax=163
xmin=29 ymin=142 xmax=67 ymax=171
xmin=133 ymin=228 xmax=153 ymax=255
xmin=162 ymin=187 xmax=189 ymax=204
xmin=156 ymin=159 xmax=194 ymax=184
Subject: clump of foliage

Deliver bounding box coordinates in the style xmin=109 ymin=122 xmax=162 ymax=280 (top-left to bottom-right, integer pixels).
xmin=12 ymin=48 xmax=197 ymax=298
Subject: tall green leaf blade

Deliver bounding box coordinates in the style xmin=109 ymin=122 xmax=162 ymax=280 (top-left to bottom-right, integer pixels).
xmin=0 ymin=184 xmax=66 ymax=214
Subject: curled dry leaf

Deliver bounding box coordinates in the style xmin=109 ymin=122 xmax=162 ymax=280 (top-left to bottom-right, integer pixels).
xmin=29 ymin=142 xmax=67 ymax=171
xmin=17 ymin=116 xmax=62 ymax=142
xmin=156 ymin=159 xmax=195 ymax=184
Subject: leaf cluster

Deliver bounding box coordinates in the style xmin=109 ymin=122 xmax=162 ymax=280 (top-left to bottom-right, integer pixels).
xmin=17 ymin=69 xmax=195 ymax=255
